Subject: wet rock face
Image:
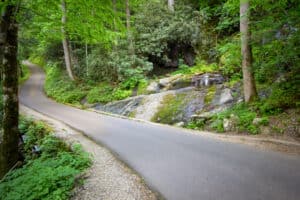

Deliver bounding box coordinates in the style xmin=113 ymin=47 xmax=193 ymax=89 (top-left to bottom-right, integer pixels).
xmin=219 ymin=88 xmax=234 ymax=105
xmin=192 ymin=73 xmax=224 ymax=87
xmin=94 ymin=96 xmax=144 ymax=116
xmin=146 ymin=82 xmax=160 ymax=93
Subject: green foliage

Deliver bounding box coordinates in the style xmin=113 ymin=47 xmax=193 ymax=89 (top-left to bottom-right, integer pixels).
xmin=217 ymin=36 xmax=241 ymax=78
xmin=172 ymin=61 xmax=219 ymax=76
xmin=19 ymin=64 xmax=30 ymax=85
xmin=137 ymin=79 xmax=149 ymax=95
xmin=86 ymin=82 xmax=132 ymax=104
xmin=134 ymin=2 xmax=205 ymax=65
xmin=86 ymin=45 xmax=153 ymax=83
xmin=211 ymin=103 xmax=259 ymax=134
xmin=44 ymin=63 xmax=87 ymax=104
xmin=152 ymin=94 xmax=186 ymax=124
xmin=259 ymin=80 xmax=300 ymax=115
xmin=185 ymin=119 xmax=205 ymax=130
xmin=0 ymin=87 xmax=3 ymax=127
xmin=0 ymin=118 xmax=91 ymax=200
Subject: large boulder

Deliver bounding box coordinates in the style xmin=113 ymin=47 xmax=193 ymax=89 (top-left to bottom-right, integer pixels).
xmin=158 ymin=74 xmax=183 ymax=87
xmin=219 ymin=88 xmax=234 ymax=105
xmin=146 ymin=82 xmax=160 ymax=93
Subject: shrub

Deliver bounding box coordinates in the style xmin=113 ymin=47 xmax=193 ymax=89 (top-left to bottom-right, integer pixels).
xmin=185 ymin=119 xmax=205 ymax=130
xmin=209 ymin=103 xmax=259 ymax=134
xmin=44 ymin=63 xmax=87 ymax=104
xmin=217 ymin=37 xmax=242 ymax=78
xmin=0 ymin=118 xmax=91 ymax=200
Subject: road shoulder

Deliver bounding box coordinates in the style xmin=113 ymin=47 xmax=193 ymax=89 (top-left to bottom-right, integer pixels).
xmin=20 ymin=105 xmax=159 ymax=200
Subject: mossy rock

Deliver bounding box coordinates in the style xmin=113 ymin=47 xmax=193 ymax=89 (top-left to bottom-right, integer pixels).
xmin=151 ymin=93 xmax=187 ymax=124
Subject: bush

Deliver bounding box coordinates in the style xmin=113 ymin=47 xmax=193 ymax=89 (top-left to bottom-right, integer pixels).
xmin=185 ymin=119 xmax=205 ymax=130
xmin=209 ymin=103 xmax=259 ymax=134
xmin=86 ymin=83 xmax=132 ymax=104
xmin=44 ymin=63 xmax=87 ymax=104
xmin=172 ymin=60 xmax=219 ymax=76
xmin=217 ymin=37 xmax=242 ymax=78
xmin=0 ymin=118 xmax=91 ymax=200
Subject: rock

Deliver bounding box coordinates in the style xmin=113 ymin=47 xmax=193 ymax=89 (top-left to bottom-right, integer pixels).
xmin=252 ymin=118 xmax=264 ymax=126
xmin=223 ymin=118 xmax=232 ymax=132
xmin=191 ymin=112 xmax=212 ymax=120
xmin=219 ymin=88 xmax=233 ymax=105
xmin=169 ymin=78 xmax=191 ymax=90
xmin=174 ymin=122 xmax=185 ymax=127
xmin=223 ymin=114 xmax=239 ymax=132
xmin=146 ymin=82 xmax=160 ymax=93
xmin=192 ymin=73 xmax=224 ymax=87
xmin=158 ymin=74 xmax=183 ymax=88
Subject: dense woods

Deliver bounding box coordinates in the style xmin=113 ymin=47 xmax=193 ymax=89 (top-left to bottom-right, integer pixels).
xmin=0 ymin=0 xmax=300 ymax=197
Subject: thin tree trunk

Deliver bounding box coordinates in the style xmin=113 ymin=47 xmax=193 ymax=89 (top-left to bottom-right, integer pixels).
xmin=168 ymin=0 xmax=174 ymax=11
xmin=85 ymin=41 xmax=89 ymax=77
xmin=240 ymin=0 xmax=257 ymax=103
xmin=125 ymin=0 xmax=134 ymax=55
xmin=61 ymin=0 xmax=75 ymax=81
xmin=0 ymin=4 xmax=19 ymax=178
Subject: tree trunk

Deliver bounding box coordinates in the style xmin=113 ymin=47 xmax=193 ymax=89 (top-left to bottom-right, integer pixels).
xmin=85 ymin=41 xmax=89 ymax=77
xmin=61 ymin=0 xmax=75 ymax=81
xmin=0 ymin=4 xmax=20 ymax=179
xmin=168 ymin=0 xmax=174 ymax=11
xmin=125 ymin=0 xmax=134 ymax=55
xmin=240 ymin=0 xmax=257 ymax=103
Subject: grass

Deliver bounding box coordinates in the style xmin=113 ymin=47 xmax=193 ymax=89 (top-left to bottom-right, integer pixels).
xmin=0 ymin=117 xmax=91 ymax=200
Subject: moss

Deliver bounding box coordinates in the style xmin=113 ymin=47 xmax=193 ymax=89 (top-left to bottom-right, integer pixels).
xmin=204 ymin=85 xmax=216 ymax=104
xmin=137 ymin=79 xmax=149 ymax=95
xmin=128 ymin=110 xmax=137 ymax=118
xmin=151 ymin=93 xmax=187 ymax=124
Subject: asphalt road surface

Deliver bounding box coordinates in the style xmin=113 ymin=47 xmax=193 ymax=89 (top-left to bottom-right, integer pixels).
xmin=20 ymin=62 xmax=300 ymax=200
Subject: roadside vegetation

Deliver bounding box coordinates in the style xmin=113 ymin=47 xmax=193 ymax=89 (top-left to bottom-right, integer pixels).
xmin=22 ymin=0 xmax=299 ymax=137
xmin=1 ymin=0 xmax=299 ymax=192
xmin=0 ymin=117 xmax=91 ymax=200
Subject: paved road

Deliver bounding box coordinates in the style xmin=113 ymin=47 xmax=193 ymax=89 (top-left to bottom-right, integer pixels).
xmin=20 ymin=63 xmax=300 ymax=200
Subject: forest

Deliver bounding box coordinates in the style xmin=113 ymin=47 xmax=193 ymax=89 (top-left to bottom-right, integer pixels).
xmin=0 ymin=0 xmax=300 ymax=199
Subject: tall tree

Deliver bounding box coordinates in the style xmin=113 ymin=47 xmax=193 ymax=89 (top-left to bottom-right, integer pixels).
xmin=168 ymin=0 xmax=174 ymax=11
xmin=0 ymin=2 xmax=20 ymax=178
xmin=240 ymin=0 xmax=257 ymax=102
xmin=61 ymin=0 xmax=75 ymax=80
xmin=125 ymin=0 xmax=134 ymax=54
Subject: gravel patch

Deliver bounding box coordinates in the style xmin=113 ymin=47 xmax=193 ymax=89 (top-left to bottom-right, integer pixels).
xmin=20 ymin=105 xmax=159 ymax=200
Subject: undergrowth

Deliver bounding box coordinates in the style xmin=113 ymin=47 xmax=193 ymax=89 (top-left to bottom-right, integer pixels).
xmin=44 ymin=63 xmax=88 ymax=104
xmin=0 ymin=117 xmax=91 ymax=200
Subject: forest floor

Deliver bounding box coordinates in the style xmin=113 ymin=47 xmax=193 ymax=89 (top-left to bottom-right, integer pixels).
xmin=20 ymin=105 xmax=159 ymax=200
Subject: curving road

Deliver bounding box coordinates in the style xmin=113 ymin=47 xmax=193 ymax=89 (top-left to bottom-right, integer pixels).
xmin=20 ymin=62 xmax=300 ymax=200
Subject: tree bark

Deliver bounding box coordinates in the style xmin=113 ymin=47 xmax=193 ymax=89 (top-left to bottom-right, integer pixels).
xmin=61 ymin=0 xmax=75 ymax=81
xmin=240 ymin=0 xmax=257 ymax=103
xmin=168 ymin=0 xmax=174 ymax=11
xmin=125 ymin=0 xmax=134 ymax=55
xmin=0 ymin=4 xmax=20 ymax=179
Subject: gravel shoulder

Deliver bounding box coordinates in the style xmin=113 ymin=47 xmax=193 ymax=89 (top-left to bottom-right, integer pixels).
xmin=20 ymin=105 xmax=159 ymax=200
